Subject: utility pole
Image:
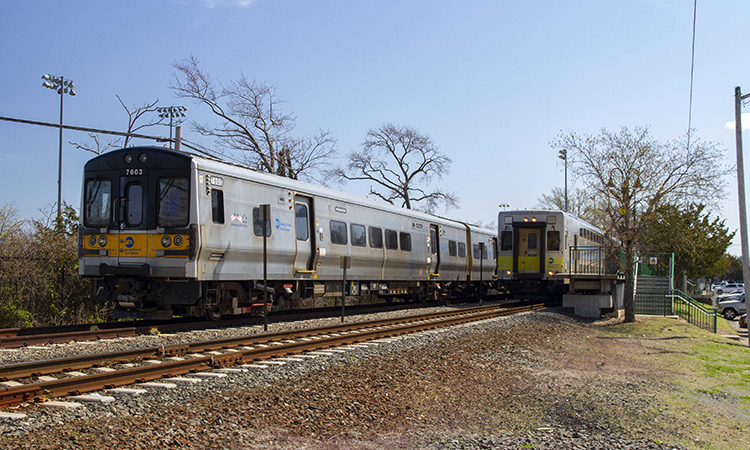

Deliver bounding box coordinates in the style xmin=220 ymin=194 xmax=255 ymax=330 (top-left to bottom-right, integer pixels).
xmin=734 ymin=86 xmax=750 ymax=348
xmin=558 ymin=149 xmax=568 ymax=212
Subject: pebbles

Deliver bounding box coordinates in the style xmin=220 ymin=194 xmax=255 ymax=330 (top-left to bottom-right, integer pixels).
xmin=0 ymin=308 xmax=689 ymax=449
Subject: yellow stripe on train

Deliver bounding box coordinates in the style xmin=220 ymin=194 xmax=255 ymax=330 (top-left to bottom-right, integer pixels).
xmin=82 ymin=234 xmax=188 ymax=258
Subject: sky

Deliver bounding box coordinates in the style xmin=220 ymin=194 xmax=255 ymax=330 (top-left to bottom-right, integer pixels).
xmin=2 ymin=0 xmax=750 ymax=252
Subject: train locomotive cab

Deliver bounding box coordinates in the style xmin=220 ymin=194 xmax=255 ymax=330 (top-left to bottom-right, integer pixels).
xmin=78 ymin=146 xmax=199 ymax=320
xmin=496 ymin=211 xmax=566 ymax=297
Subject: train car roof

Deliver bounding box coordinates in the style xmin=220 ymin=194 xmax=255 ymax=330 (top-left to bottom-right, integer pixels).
xmin=498 ymin=209 xmax=605 ymax=234
xmin=87 ymin=146 xmax=488 ymax=231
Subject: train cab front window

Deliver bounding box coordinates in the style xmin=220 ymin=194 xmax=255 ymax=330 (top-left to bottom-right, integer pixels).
xmin=158 ymin=177 xmax=189 ymax=228
xmin=125 ymin=183 xmax=143 ymax=227
xmin=500 ymin=230 xmax=513 ymax=251
xmin=84 ymin=179 xmax=112 ymax=227
xmin=527 ymin=232 xmax=539 ymax=250
xmin=547 ymin=230 xmax=561 ymax=251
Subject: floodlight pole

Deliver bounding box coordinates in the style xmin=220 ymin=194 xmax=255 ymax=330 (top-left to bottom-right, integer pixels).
xmin=41 ymin=74 xmax=76 ymax=220
xmin=734 ymin=86 xmax=750 ymax=348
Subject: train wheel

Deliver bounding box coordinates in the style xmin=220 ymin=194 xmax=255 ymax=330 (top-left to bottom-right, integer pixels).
xmin=205 ymin=306 xmax=224 ymax=321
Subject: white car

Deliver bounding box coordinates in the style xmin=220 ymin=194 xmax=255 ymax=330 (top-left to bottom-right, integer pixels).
xmin=718 ymin=294 xmax=746 ymax=320
xmin=713 ymin=282 xmax=744 ymax=295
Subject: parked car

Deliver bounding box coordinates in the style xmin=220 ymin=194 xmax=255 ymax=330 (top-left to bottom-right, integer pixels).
xmin=713 ymin=282 xmax=744 ymax=295
xmin=717 ymin=291 xmax=744 ymax=303
xmin=740 ymin=314 xmax=747 ymax=329
xmin=718 ymin=294 xmax=746 ymax=320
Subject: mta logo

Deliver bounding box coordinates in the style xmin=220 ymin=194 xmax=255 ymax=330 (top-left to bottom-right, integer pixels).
xmin=275 ymin=218 xmax=281 ymax=229
xmin=125 ymin=237 xmax=135 ymax=248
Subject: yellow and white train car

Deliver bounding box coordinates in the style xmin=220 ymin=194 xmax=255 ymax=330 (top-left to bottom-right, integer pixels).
xmin=496 ymin=209 xmax=605 ymax=296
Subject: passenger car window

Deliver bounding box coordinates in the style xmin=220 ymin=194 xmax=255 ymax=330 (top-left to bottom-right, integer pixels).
xmin=500 ymin=230 xmax=513 ymax=251
xmin=449 ymin=240 xmax=457 ymax=257
xmin=253 ymin=207 xmax=271 ymax=237
xmin=400 ymin=232 xmax=412 ymax=252
xmin=473 ymin=244 xmax=480 ymax=259
xmin=458 ymin=242 xmax=466 ymax=258
xmin=211 ymin=190 xmax=224 ymax=224
xmin=385 ymin=229 xmax=398 ymax=250
xmin=351 ymin=224 xmax=366 ymax=247
xmin=547 ymin=230 xmax=561 ymax=251
xmin=84 ymin=179 xmax=111 ymax=227
xmin=295 ymin=204 xmax=309 ymax=240
xmin=125 ymin=183 xmax=143 ymax=227
xmin=369 ymin=227 xmax=383 ymax=248
xmin=330 ymin=220 xmax=347 ymax=245
xmin=157 ymin=177 xmax=189 ymax=228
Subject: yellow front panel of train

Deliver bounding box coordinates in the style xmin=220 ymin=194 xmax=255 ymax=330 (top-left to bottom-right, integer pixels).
xmin=119 ymin=235 xmax=149 ymax=257
xmin=546 ymin=256 xmax=564 ymax=271
xmin=518 ymin=256 xmax=540 ymax=272
xmin=497 ymin=256 xmax=513 ymax=272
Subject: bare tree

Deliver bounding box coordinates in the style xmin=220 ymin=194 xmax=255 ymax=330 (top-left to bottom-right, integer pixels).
xmin=69 ymin=133 xmax=120 ymax=156
xmin=170 ymin=55 xmax=336 ymax=181
xmin=553 ymin=126 xmax=727 ymax=322
xmin=69 ymin=96 xmax=164 ymax=154
xmin=116 ymin=95 xmax=163 ymax=147
xmin=328 ymin=124 xmax=458 ymax=213
xmin=535 ymin=186 xmax=602 ymax=226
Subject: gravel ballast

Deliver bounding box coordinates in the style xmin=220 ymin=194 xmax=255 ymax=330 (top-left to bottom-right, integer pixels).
xmin=0 ymin=307 xmax=732 ymax=449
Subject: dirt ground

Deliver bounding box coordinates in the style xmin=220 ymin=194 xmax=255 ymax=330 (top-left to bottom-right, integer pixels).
xmin=2 ymin=309 xmax=750 ymax=450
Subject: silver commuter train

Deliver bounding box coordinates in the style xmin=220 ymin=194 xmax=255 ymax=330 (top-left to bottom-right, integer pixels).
xmin=78 ymin=146 xmax=496 ymax=319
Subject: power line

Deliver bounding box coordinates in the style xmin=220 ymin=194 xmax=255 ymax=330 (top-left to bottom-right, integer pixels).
xmin=0 ymin=114 xmax=262 ymax=174
xmin=0 ymin=115 xmax=213 ymax=158
xmin=686 ymin=0 xmax=698 ymax=149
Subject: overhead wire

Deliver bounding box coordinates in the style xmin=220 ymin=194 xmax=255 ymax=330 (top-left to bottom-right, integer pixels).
xmin=686 ymin=0 xmax=698 ymax=150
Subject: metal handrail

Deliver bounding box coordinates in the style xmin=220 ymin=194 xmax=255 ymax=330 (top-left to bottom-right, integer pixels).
xmin=671 ymin=288 xmax=717 ymax=333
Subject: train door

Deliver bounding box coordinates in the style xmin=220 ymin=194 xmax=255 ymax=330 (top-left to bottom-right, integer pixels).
xmin=117 ymin=173 xmax=149 ymax=264
xmin=430 ymin=224 xmax=440 ymax=275
xmin=517 ymin=228 xmax=540 ymax=273
xmin=293 ymin=195 xmax=315 ymax=273
xmin=491 ymin=236 xmax=498 ymax=278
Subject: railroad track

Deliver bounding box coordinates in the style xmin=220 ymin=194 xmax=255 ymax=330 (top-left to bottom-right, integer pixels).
xmin=0 ymin=299 xmax=472 ymax=349
xmin=0 ymin=301 xmax=552 ymax=408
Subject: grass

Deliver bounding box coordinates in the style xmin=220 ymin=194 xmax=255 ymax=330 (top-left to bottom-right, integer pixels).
xmin=590 ymin=315 xmax=750 ymax=449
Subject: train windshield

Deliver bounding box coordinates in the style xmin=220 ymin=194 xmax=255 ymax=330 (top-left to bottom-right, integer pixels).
xmin=84 ymin=179 xmax=112 ymax=227
xmin=500 ymin=230 xmax=513 ymax=251
xmin=547 ymin=230 xmax=561 ymax=251
xmin=157 ymin=177 xmax=189 ymax=228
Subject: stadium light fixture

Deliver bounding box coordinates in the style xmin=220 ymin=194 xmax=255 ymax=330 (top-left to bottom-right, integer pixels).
xmin=156 ymin=105 xmax=188 ymax=149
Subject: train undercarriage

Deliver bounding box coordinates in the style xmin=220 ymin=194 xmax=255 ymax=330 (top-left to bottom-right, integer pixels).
xmin=91 ymin=277 xmax=490 ymax=321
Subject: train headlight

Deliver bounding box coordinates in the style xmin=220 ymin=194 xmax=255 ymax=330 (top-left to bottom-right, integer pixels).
xmin=98 ymin=235 xmax=108 ymax=247
xmin=161 ymin=236 xmax=172 ymax=248
xmin=173 ymin=235 xmax=183 ymax=246
xmin=523 ymin=217 xmax=529 ymax=222
xmin=88 ymin=235 xmax=97 ymax=246
xmin=138 ymin=153 xmax=147 ymax=163
xmin=548 ymin=271 xmax=554 ymax=276
xmin=531 ymin=217 xmax=537 ymax=222
xmin=124 ymin=153 xmax=133 ymax=163
xmin=506 ymin=270 xmax=511 ymax=275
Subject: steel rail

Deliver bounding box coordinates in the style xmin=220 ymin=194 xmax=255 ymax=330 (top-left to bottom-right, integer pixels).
xmin=0 ymin=303 xmax=513 ymax=380
xmin=0 ymin=299 xmax=470 ymax=348
xmin=0 ymin=303 xmax=550 ymax=407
